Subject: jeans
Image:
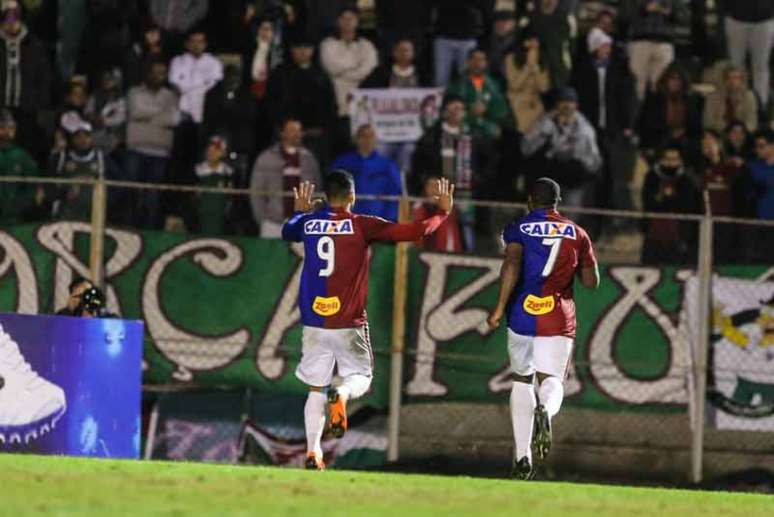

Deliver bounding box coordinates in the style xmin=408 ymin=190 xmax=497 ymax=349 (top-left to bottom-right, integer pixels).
xmin=124 ymin=150 xmax=168 ymax=229
xmin=434 ymin=37 xmax=477 ymax=87
xmin=725 ymin=17 xmax=774 ymax=107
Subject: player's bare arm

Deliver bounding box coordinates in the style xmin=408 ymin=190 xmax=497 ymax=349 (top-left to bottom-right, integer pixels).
xmin=433 ymin=177 xmax=455 ymax=213
xmin=579 ymin=263 xmax=600 ymax=289
xmin=488 ymin=243 xmax=523 ymax=330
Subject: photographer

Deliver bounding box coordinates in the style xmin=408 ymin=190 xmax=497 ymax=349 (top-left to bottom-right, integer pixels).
xmin=55 ymin=277 xmax=113 ymax=318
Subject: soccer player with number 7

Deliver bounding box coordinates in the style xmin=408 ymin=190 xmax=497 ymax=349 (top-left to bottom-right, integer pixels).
xmin=282 ymin=170 xmax=454 ymax=470
xmin=487 ymin=178 xmax=599 ymax=480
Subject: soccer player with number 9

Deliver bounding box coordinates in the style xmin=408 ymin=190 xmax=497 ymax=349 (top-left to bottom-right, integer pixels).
xmin=487 ymin=178 xmax=599 ymax=480
xmin=282 ymin=171 xmax=454 ymax=470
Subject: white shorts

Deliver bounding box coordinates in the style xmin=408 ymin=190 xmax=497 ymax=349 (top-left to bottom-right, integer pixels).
xmin=508 ymin=329 xmax=573 ymax=378
xmin=295 ymin=325 xmax=373 ymax=387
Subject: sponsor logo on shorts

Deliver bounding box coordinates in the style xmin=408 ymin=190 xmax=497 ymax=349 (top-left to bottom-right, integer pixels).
xmin=523 ymin=294 xmax=556 ymax=315
xmin=520 ymin=222 xmax=576 ymax=239
xmin=312 ymin=296 xmax=341 ymax=316
xmin=304 ymin=219 xmax=354 ymax=235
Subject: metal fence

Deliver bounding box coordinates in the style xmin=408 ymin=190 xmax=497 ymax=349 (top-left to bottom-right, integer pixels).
xmin=0 ymin=175 xmax=772 ymax=483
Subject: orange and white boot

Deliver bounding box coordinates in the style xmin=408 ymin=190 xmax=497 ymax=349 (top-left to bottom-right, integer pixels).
xmin=327 ymin=388 xmax=348 ymax=439
xmin=305 ymin=452 xmax=325 ymax=470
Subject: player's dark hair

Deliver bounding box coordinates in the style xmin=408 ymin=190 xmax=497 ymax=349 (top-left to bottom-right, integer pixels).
xmin=659 ymin=140 xmax=684 ymax=158
xmin=325 ymin=169 xmax=355 ymax=202
xmin=529 ymin=177 xmax=561 ymax=207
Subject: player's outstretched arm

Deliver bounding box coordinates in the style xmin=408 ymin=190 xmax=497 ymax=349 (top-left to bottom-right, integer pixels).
xmin=281 ymin=181 xmax=318 ymax=242
xmin=488 ymin=243 xmax=523 ymax=330
xmin=366 ymin=178 xmax=455 ymax=242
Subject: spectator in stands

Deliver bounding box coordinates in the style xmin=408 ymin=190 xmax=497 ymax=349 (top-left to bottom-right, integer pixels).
xmin=202 ymin=64 xmax=257 ymax=178
xmin=641 ymin=142 xmax=700 ymax=264
xmin=487 ymin=9 xmax=517 ymax=84
xmin=0 ymin=1 xmax=51 ymax=162
xmin=724 ymin=3 xmax=774 ymax=112
xmin=195 ymin=135 xmax=234 ymax=235
xmin=55 ymin=81 xmax=89 ymax=152
xmin=0 ymin=109 xmax=39 ymax=224
xmin=573 ymin=27 xmax=637 ymax=215
xmin=528 ymin=0 xmax=572 ymax=89
xmin=413 ymin=173 xmax=463 ymax=253
xmin=363 ymin=38 xmax=429 ymax=176
xmin=126 ymin=59 xmax=180 ymax=228
xmin=412 ymin=96 xmax=476 ymax=250
xmin=703 ymin=65 xmax=758 ymax=134
xmin=266 ymin=34 xmax=337 ymax=169
xmin=446 ymin=48 xmax=510 ymax=141
xmin=637 ymin=63 xmax=704 ymax=153
xmin=77 ymin=0 xmax=139 ymax=82
xmin=55 ymin=276 xmax=94 ymax=317
xmin=521 ymin=87 xmax=602 ymax=209
xmin=697 ymin=130 xmax=744 ymax=261
xmin=331 ymin=124 xmax=402 ymax=222
xmin=504 ymin=26 xmax=550 ymax=134
xmin=84 ymin=69 xmax=127 ymax=158
xmin=623 ymin=0 xmax=684 ymax=100
xmin=48 ymin=119 xmax=121 ymax=222
xmin=243 ymin=17 xmax=283 ymax=100
xmin=249 ymin=117 xmax=320 ymax=238
xmin=124 ymin=20 xmax=167 ymax=88
xmin=149 ymin=0 xmax=209 ymax=53
xmin=747 ymin=130 xmax=774 ymax=221
xmin=374 ymin=0 xmax=431 ymax=65
xmin=432 ymin=0 xmax=492 ymax=87
xmin=169 ymin=29 xmax=223 ymax=188
xmin=724 ymin=121 xmax=751 ymax=166
xmin=319 ymin=7 xmax=378 ymax=155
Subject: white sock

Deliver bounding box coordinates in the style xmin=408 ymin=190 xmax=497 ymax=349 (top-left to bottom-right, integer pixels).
xmin=538 ymin=376 xmax=564 ymax=418
xmin=510 ymin=381 xmax=536 ymax=462
xmin=337 ymin=375 xmax=371 ymax=402
xmin=304 ymin=391 xmax=327 ymax=457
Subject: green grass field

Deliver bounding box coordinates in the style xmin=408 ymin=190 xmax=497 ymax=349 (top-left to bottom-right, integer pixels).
xmin=1 ymin=454 xmax=771 ymax=516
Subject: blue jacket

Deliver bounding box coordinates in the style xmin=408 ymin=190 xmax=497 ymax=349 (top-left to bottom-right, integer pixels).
xmin=749 ymin=159 xmax=774 ymax=220
xmin=331 ymin=151 xmax=402 ymax=221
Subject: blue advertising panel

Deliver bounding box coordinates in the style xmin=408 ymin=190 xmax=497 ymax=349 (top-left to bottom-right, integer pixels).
xmin=0 ymin=314 xmax=143 ymax=458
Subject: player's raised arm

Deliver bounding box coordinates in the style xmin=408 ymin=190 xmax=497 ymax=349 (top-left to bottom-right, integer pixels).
xmin=366 ymin=178 xmax=455 ymax=242
xmin=488 ymin=242 xmax=523 ymax=330
xmin=281 ymin=181 xmax=317 ymax=242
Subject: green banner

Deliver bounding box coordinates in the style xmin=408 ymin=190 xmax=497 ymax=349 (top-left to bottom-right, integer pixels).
xmin=0 ymin=223 xmax=767 ymax=412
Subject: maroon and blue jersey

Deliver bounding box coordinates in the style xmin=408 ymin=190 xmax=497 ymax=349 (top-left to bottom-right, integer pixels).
xmin=502 ymin=208 xmax=597 ymax=338
xmin=282 ymin=206 xmax=447 ymax=329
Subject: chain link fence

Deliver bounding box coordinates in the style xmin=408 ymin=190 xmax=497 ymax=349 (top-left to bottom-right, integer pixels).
xmin=0 ymin=176 xmax=771 ymax=483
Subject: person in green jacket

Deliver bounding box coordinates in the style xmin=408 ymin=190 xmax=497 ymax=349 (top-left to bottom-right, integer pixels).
xmin=445 ymin=47 xmax=510 ymax=141
xmin=0 ymin=109 xmax=40 ymax=224
xmin=196 ymin=135 xmax=234 ymax=235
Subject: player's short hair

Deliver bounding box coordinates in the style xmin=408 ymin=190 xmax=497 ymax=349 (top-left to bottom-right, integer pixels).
xmin=659 ymin=140 xmax=684 ymax=158
xmin=529 ymin=177 xmax=561 ymax=207
xmin=325 ymin=169 xmax=355 ymax=202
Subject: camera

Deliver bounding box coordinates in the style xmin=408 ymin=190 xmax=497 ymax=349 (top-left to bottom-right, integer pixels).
xmin=75 ymin=286 xmax=107 ymax=317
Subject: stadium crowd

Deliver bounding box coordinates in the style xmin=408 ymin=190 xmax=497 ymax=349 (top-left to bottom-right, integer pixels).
xmin=0 ymin=0 xmax=771 ymax=261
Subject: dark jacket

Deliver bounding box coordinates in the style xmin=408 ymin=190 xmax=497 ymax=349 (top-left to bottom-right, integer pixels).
xmin=202 ymin=80 xmax=258 ymax=157
xmin=265 ymin=62 xmax=337 ymax=130
xmin=637 ymin=90 xmax=704 ymax=149
xmin=723 ymin=1 xmax=774 ymax=23
xmin=432 ymin=0 xmax=493 ymax=40
xmin=572 ymin=53 xmax=637 ymax=134
xmin=362 ymin=64 xmax=430 ymax=88
xmin=623 ymin=0 xmax=683 ymax=43
xmin=0 ymin=28 xmax=52 ymax=111
xmin=529 ymin=7 xmax=572 ymax=89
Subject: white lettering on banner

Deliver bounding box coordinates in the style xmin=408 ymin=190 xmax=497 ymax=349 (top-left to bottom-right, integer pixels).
xmin=406 ymin=253 xmax=501 ymax=396
xmin=588 ymin=267 xmax=689 ymax=405
xmin=143 ymin=239 xmax=250 ymax=382
xmin=349 ymin=88 xmax=444 ymax=143
xmin=0 ymin=232 xmax=38 ymax=313
xmin=36 ymin=222 xmax=142 ymax=317
xmin=256 ymin=242 xmax=303 ymax=379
